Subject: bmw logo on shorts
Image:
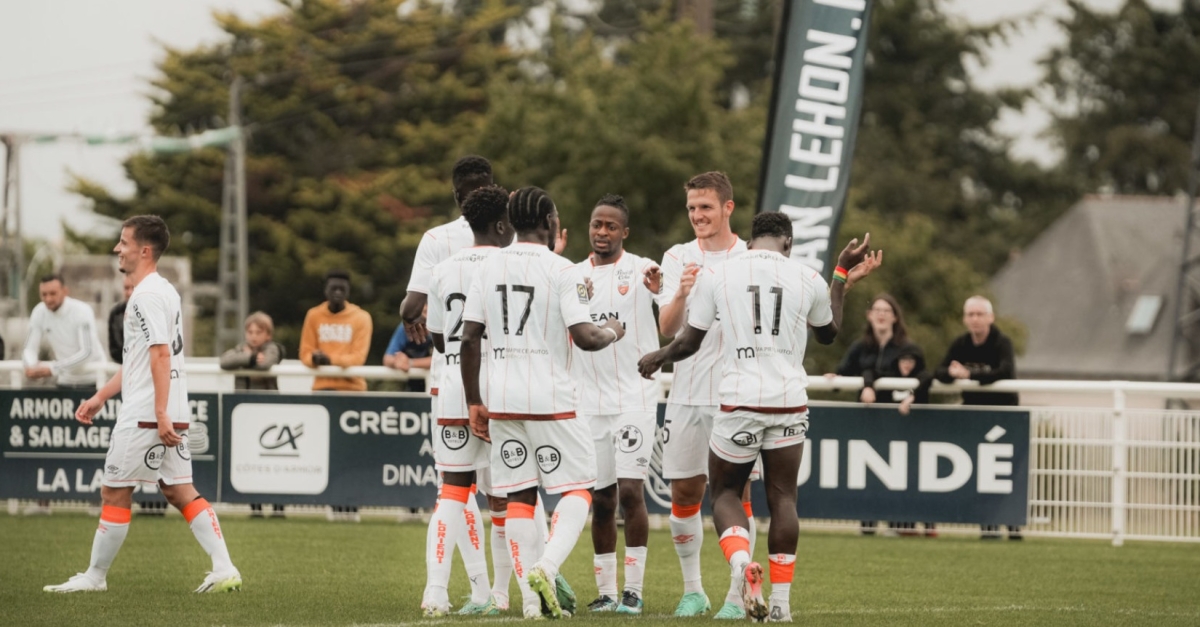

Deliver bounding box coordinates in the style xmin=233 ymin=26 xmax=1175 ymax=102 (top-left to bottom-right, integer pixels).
xmin=145 ymin=444 xmax=167 ymax=470
xmin=442 ymin=426 xmax=470 ymax=450
xmin=535 ymin=446 xmax=562 ymax=473
xmin=501 ymin=440 xmax=527 ymax=468
xmin=176 ymin=434 xmax=191 ymax=461
xmin=731 ymin=431 xmax=758 ymax=447
xmin=618 ymin=426 xmax=643 ymax=453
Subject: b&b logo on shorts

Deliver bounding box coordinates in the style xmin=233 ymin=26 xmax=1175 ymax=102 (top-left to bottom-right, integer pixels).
xmin=536 ymin=446 xmax=561 ymax=473
xmin=145 ymin=444 xmax=167 ymax=470
xmin=731 ymin=431 xmax=758 ymax=447
xmin=618 ymin=426 xmax=643 ymax=453
xmin=176 ymin=434 xmax=191 ymax=461
xmin=442 ymin=426 xmax=469 ymax=451
xmin=501 ymin=440 xmax=527 ymax=468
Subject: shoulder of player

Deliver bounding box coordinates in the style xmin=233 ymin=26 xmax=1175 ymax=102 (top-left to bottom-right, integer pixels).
xmin=662 ymin=242 xmax=690 ymax=261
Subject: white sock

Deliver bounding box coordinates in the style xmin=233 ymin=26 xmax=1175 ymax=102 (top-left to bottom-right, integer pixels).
xmin=534 ymin=491 xmax=549 ymax=546
xmin=423 ymin=490 xmax=467 ymax=605
xmin=624 ymin=546 xmax=648 ymax=595
xmin=746 ymin=505 xmax=757 ymax=559
xmin=185 ymin=499 xmax=235 ymax=574
xmin=459 ymin=491 xmax=490 ymax=604
xmin=670 ymin=511 xmax=705 ymax=594
xmin=507 ymin=504 xmax=540 ymax=611
xmin=720 ymin=526 xmax=752 ymax=606
xmin=769 ymin=553 xmax=795 ymax=607
xmin=84 ymin=506 xmax=130 ymax=582
xmin=490 ymin=510 xmax=512 ymax=606
xmin=594 ymin=552 xmax=618 ymax=598
xmin=539 ymin=492 xmax=590 ymax=574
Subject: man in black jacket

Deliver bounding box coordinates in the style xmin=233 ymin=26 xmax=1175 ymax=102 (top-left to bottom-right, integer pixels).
xmin=107 ymin=275 xmax=134 ymax=364
xmin=935 ymin=295 xmax=1020 ymax=539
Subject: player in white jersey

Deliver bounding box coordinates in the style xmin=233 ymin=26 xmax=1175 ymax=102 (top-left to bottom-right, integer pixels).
xmin=573 ymin=195 xmax=663 ymax=616
xmin=45 ymin=215 xmax=241 ymax=594
xmin=421 ymin=185 xmax=515 ymax=616
xmin=460 ymin=187 xmax=625 ymax=620
xmin=22 ymin=274 xmax=106 ymax=390
xmin=641 ymin=212 xmax=874 ymax=621
xmin=655 ymin=171 xmax=755 ymax=617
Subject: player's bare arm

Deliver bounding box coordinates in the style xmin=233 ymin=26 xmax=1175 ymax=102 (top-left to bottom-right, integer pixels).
xmin=400 ymin=291 xmax=429 ymax=345
xmin=458 ymin=320 xmax=489 ymax=441
xmin=658 ymin=262 xmax=699 ymax=336
xmin=569 ymin=318 xmax=625 ymax=351
xmin=75 ymin=370 xmax=123 ymax=425
xmin=637 ymin=323 xmax=708 ymax=379
xmin=430 ymin=331 xmax=445 ymax=355
xmin=147 ymin=343 xmax=182 ymax=447
xmin=813 ymin=233 xmax=872 ymax=345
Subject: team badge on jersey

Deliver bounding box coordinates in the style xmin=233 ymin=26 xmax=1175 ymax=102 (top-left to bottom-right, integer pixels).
xmin=616 ymin=269 xmax=633 ymax=296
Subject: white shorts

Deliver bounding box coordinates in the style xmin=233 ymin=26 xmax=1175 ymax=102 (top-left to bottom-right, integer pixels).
xmin=434 ymin=423 xmax=490 ymax=474
xmin=103 ymin=426 xmax=194 ymax=488
xmin=586 ymin=412 xmax=656 ymax=489
xmin=709 ymin=409 xmax=809 ymax=464
xmin=489 ymin=418 xmax=596 ymax=496
xmin=661 ymin=404 xmax=714 ymax=479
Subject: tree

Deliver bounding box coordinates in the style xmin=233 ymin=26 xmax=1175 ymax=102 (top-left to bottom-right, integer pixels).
xmin=70 ymin=0 xmax=522 ymax=356
xmin=1043 ymin=0 xmax=1200 ymax=195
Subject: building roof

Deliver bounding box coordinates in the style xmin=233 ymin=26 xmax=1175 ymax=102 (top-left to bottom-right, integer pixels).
xmin=989 ymin=195 xmax=1186 ymax=380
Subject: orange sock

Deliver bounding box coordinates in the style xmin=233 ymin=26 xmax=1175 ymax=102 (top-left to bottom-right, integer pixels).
xmin=769 ymin=554 xmax=796 ymax=584
xmin=718 ymin=527 xmax=751 ymax=563
xmin=672 ymin=502 xmax=702 ymax=519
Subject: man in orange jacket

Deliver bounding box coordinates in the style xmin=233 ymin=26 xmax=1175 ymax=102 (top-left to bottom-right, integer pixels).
xmin=300 ymin=269 xmax=373 ymax=392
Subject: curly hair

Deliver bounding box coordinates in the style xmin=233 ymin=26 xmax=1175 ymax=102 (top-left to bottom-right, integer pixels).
xmin=461 ymin=185 xmax=510 ymax=232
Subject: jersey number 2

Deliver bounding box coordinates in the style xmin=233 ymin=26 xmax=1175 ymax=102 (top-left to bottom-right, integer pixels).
xmin=747 ymin=285 xmax=783 ymax=335
xmin=496 ymin=284 xmax=535 ymax=335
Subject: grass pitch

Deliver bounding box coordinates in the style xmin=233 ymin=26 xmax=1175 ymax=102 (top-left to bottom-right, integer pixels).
xmin=4 ymin=512 xmax=1198 ymax=626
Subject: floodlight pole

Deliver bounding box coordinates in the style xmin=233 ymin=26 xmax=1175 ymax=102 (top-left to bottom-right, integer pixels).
xmin=1168 ymin=96 xmax=1200 ymax=382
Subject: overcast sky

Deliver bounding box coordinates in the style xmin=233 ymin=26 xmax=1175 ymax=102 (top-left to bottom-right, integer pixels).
xmin=0 ymin=0 xmax=1182 ymax=243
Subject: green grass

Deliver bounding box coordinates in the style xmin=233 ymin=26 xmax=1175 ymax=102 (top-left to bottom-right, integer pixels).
xmin=4 ymin=513 xmax=1199 ymax=626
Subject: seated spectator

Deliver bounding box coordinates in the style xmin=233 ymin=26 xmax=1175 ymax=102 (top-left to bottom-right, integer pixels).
xmin=383 ymin=305 xmax=433 ymax=393
xmin=220 ymin=312 xmax=284 ymax=391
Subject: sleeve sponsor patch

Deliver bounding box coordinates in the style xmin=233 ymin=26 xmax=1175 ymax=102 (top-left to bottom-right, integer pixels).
xmin=576 ymin=283 xmax=589 ymax=304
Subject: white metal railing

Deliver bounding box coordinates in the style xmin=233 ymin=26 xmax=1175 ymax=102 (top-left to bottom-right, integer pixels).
xmin=3 ymin=360 xmax=1199 ymax=544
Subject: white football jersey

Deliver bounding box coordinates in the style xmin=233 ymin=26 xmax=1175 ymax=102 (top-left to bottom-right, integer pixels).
xmin=573 ymin=252 xmax=663 ymax=415
xmin=22 ymin=296 xmax=106 ymax=386
xmin=427 ymin=246 xmax=499 ymax=423
xmin=660 ymin=238 xmax=747 ymax=406
xmin=463 ymin=242 xmax=593 ymax=419
xmin=406 ymin=216 xmax=476 ymax=392
xmin=119 ymin=273 xmax=189 ymax=428
xmin=687 ymin=249 xmax=832 ymax=410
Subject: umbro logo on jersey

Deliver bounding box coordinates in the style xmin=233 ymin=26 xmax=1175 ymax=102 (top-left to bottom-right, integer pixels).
xmin=145 ymin=444 xmax=167 ymax=470
xmin=536 ymin=446 xmax=562 ymax=473
xmin=442 ymin=426 xmax=469 ymax=450
xmin=731 ymin=431 xmax=758 ymax=446
xmin=500 ymin=440 xmax=527 ymax=469
xmin=618 ymin=426 xmax=643 ymax=453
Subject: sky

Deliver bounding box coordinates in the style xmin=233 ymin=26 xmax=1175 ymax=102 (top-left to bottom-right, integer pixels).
xmin=0 ymin=0 xmax=1183 ymax=243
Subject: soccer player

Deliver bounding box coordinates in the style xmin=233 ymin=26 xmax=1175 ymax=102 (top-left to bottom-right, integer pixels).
xmin=460 ymin=187 xmax=625 ymax=619
xmin=573 ymin=195 xmax=663 ymax=615
xmin=656 ymin=171 xmax=751 ymax=617
xmin=639 ymin=213 xmax=872 ymax=621
xmin=422 ymin=185 xmax=514 ymax=616
xmin=45 ymin=215 xmax=241 ymax=594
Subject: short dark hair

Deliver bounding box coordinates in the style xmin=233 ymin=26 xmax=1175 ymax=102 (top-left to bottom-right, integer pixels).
xmin=508 ymin=187 xmax=556 ymax=232
xmin=751 ymin=212 xmax=793 ymax=240
xmin=684 ymin=171 xmax=734 ymax=206
xmin=461 ymin=185 xmax=510 ymax=233
xmin=452 ymin=155 xmax=493 ymax=201
xmin=122 ymin=215 xmax=170 ymax=260
xmin=325 ymin=269 xmax=351 ymax=283
xmin=39 ymin=274 xmax=65 ymax=285
xmin=594 ymin=194 xmax=630 ymax=226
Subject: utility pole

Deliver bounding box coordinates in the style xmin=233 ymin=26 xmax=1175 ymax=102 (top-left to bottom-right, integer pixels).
xmin=0 ymin=135 xmax=25 ymax=316
xmin=1168 ymin=96 xmax=1200 ymax=383
xmin=215 ymin=76 xmax=249 ymax=354
xmin=676 ymin=0 xmax=714 ymax=36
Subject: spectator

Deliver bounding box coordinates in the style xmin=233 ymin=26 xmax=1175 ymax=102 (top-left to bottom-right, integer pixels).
xmin=834 ymin=294 xmax=927 ymax=537
xmin=383 ymin=305 xmax=433 ymax=393
xmin=221 ymin=312 xmax=285 ymax=518
xmin=935 ymin=295 xmax=1020 ymax=540
xmin=220 ymin=311 xmax=284 ymax=391
xmin=107 ymin=275 xmax=134 ymax=363
xmin=299 ymin=269 xmax=372 ymax=521
xmin=21 ymin=275 xmax=107 ymax=517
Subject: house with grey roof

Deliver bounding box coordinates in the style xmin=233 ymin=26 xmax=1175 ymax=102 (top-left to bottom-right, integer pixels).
xmin=990 ymin=195 xmax=1185 ymax=382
